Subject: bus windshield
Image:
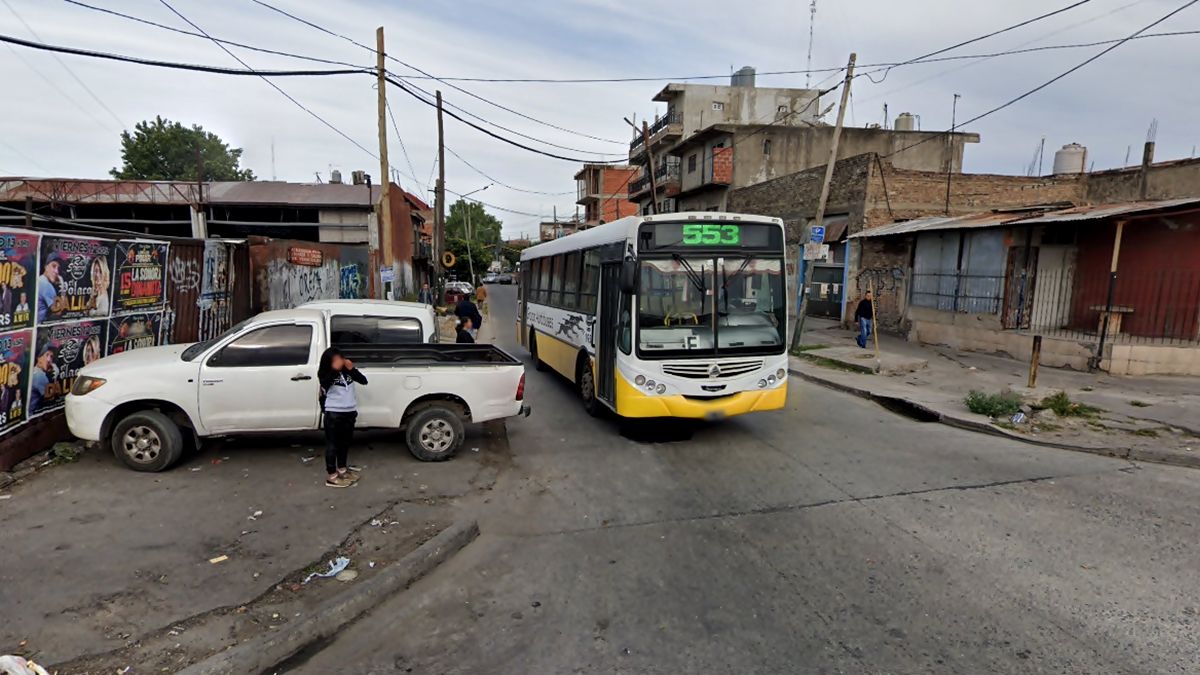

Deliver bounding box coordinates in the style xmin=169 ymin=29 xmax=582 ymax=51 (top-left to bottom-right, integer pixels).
xmin=637 ymin=256 xmax=785 ymax=356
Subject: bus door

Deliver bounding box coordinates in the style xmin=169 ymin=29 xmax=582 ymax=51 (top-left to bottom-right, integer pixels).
xmin=596 ymin=263 xmax=622 ymax=405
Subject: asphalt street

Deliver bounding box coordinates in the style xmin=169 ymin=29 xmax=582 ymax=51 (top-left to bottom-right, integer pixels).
xmin=292 ymin=284 xmax=1200 ymax=674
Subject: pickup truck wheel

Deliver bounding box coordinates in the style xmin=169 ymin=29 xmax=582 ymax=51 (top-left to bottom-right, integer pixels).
xmin=405 ymin=406 xmax=465 ymax=462
xmin=111 ymin=410 xmax=183 ymax=472
xmin=530 ymin=331 xmax=549 ymax=372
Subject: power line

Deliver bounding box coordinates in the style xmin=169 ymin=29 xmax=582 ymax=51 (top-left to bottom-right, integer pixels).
xmin=248 ymin=0 xmax=624 ymax=146
xmin=447 ymin=146 xmax=574 ymax=196
xmin=0 ymin=33 xmax=369 ymax=76
xmin=3 ymin=0 xmax=124 ymax=131
xmin=883 ymin=0 xmax=1200 ymax=161
xmin=2 ymin=41 xmax=114 ymax=134
xmin=62 ymin=0 xmax=370 ymax=69
xmin=384 ymin=97 xmax=423 ymax=190
xmin=384 ymin=76 xmax=626 ymax=164
xmin=443 ymin=189 xmax=544 ymax=218
xmin=153 ymin=0 xmax=380 ymax=164
xmin=863 ymin=0 xmax=1097 ymax=84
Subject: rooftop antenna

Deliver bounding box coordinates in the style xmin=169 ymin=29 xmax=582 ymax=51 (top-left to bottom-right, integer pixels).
xmin=1146 ymin=118 xmax=1159 ymax=143
xmin=1124 ymin=145 xmax=1132 ymax=166
xmin=806 ymin=0 xmax=817 ymax=88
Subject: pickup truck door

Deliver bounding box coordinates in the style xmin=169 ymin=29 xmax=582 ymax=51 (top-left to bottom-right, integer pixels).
xmin=197 ymin=320 xmax=321 ymax=432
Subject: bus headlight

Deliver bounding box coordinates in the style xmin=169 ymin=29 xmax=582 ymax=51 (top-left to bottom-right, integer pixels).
xmin=767 ymin=374 xmax=777 ymax=385
xmin=757 ymin=379 xmax=767 ymax=388
xmin=645 ymin=380 xmax=656 ymax=391
xmin=655 ymin=383 xmax=666 ymax=395
xmin=634 ymin=375 xmax=646 ymax=386
xmin=776 ymin=368 xmax=786 ymax=381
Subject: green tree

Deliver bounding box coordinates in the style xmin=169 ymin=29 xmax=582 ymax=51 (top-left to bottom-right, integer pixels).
xmin=110 ymin=116 xmax=256 ymax=181
xmin=446 ymin=199 xmax=502 ymax=245
xmin=445 ymin=237 xmax=493 ymax=279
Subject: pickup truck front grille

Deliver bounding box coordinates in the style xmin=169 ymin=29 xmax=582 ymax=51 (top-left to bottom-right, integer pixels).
xmin=662 ymin=359 xmax=763 ymax=379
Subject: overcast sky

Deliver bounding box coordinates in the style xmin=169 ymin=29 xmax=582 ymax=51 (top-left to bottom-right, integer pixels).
xmin=2 ymin=0 xmax=1198 ymax=238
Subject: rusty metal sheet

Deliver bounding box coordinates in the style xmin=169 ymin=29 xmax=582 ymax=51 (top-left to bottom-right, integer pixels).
xmin=1006 ymin=198 xmax=1200 ymax=225
xmin=850 ymin=212 xmax=1015 ymax=239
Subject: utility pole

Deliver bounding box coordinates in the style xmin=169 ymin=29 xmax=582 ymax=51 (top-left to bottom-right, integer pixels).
xmin=944 ymin=93 xmax=960 ymax=215
xmin=374 ymin=26 xmax=391 ymax=299
xmin=24 ymin=196 xmax=33 ymax=229
xmin=624 ymin=118 xmax=659 ymax=214
xmin=191 ymin=143 xmax=208 ymax=238
xmin=791 ymin=52 xmax=855 ymax=351
xmin=435 ymin=90 xmax=447 ymax=287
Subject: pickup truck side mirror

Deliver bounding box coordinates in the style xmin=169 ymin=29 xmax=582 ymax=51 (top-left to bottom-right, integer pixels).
xmin=619 ymin=259 xmax=638 ymax=295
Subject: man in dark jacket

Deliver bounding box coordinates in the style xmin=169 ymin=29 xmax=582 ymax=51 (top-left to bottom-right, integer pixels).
xmin=456 ymin=316 xmax=475 ymax=343
xmin=854 ymin=290 xmax=874 ymax=349
xmin=455 ymin=294 xmax=483 ymax=339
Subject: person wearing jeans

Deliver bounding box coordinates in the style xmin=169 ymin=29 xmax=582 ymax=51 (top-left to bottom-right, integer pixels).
xmin=318 ymin=347 xmax=368 ymax=488
xmin=854 ymin=290 xmax=874 ymax=349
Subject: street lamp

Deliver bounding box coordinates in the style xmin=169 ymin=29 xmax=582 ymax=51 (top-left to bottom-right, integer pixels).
xmin=460 ymin=184 xmax=491 ymax=286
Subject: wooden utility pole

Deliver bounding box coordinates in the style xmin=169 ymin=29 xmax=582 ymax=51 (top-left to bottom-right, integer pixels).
xmin=791 ymin=52 xmax=855 ymax=351
xmin=374 ymin=26 xmax=391 ymax=299
xmin=24 ymin=196 xmax=33 ymax=229
xmin=944 ymin=93 xmax=960 ymax=215
xmin=624 ymin=117 xmax=658 ymax=214
xmin=435 ymin=90 xmax=447 ymax=284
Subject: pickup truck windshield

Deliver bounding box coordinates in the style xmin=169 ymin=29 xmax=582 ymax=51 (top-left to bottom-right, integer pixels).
xmin=180 ymin=319 xmax=251 ymax=361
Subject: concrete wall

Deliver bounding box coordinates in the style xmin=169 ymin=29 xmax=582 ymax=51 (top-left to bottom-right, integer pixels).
xmin=662 ymin=84 xmax=822 ymax=136
xmin=1106 ymin=343 xmax=1200 ymax=376
xmin=248 ymin=237 xmax=369 ymax=312
xmin=1085 ymin=158 xmax=1200 ymax=203
xmin=910 ymin=316 xmax=1095 ymax=371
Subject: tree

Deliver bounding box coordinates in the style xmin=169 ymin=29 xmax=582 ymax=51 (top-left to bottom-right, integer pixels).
xmin=445 ymin=237 xmax=493 ymax=279
xmin=110 ymin=116 xmax=256 ymax=181
xmin=445 ymin=199 xmax=502 ymax=245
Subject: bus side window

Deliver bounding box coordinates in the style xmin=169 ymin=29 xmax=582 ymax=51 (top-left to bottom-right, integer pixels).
xmin=580 ymin=249 xmax=600 ymax=313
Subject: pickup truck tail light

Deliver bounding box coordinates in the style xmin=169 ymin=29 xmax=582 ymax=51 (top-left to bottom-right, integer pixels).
xmin=515 ymin=373 xmax=525 ymax=401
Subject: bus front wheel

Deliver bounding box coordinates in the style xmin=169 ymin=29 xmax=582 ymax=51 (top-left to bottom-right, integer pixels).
xmin=578 ymin=356 xmax=601 ymax=417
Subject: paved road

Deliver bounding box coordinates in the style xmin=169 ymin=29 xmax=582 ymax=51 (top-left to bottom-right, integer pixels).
xmin=294 ymin=285 xmax=1200 ymax=674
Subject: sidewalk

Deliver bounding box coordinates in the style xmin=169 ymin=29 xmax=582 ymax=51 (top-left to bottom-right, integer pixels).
xmin=790 ymin=318 xmax=1200 ymax=468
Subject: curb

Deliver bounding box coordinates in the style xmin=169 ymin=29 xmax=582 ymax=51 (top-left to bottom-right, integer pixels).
xmin=177 ymin=519 xmax=480 ymax=675
xmin=790 ymin=366 xmax=1200 ymax=470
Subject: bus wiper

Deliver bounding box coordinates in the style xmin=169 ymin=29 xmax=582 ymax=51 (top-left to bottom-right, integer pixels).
xmin=719 ymin=257 xmax=753 ymax=315
xmin=671 ymin=253 xmax=707 ymax=295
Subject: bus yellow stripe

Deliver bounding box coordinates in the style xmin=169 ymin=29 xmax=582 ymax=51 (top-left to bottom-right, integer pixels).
xmin=533 ymin=330 xmax=583 ymax=382
xmin=615 ymin=371 xmax=787 ymax=419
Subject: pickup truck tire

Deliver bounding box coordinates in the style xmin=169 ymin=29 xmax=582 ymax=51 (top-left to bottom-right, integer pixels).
xmin=530 ymin=330 xmax=549 ymax=372
xmin=111 ymin=410 xmax=184 ymax=472
xmin=405 ymin=406 xmax=465 ymax=462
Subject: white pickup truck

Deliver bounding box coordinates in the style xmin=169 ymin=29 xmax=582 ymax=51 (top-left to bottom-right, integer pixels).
xmin=65 ymin=300 xmax=529 ymax=472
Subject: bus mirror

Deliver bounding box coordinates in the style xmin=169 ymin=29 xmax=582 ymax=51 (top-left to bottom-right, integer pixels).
xmin=619 ymin=260 xmax=638 ymax=294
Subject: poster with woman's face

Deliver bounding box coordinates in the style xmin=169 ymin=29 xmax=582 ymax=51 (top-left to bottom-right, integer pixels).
xmin=37 ymin=235 xmax=115 ymax=324
xmin=107 ymin=312 xmax=162 ymax=355
xmin=31 ymin=320 xmax=106 ymax=416
xmin=0 ymin=229 xmax=39 ymax=331
xmin=0 ymin=329 xmax=32 ymax=432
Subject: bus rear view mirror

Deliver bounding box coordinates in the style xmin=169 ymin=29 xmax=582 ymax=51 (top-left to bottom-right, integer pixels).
xmin=619 ymin=260 xmax=638 ymax=294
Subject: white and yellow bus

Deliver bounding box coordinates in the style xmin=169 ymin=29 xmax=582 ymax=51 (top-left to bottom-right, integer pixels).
xmin=517 ymin=212 xmax=789 ymax=419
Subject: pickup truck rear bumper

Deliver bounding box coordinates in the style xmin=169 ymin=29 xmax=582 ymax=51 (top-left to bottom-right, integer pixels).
xmin=65 ymin=393 xmax=110 ymax=442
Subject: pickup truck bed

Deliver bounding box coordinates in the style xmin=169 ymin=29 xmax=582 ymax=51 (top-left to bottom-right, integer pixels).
xmin=337 ymin=343 xmax=520 ymax=366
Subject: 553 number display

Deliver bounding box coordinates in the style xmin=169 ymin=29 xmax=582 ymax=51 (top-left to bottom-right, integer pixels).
xmin=681 ymin=223 xmax=740 ymax=246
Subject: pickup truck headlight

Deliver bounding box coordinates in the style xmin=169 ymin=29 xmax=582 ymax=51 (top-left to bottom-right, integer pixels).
xmin=71 ymin=376 xmax=107 ymax=396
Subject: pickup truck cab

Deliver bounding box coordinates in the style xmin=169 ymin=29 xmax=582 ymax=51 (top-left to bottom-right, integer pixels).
xmin=66 ymin=304 xmax=528 ymax=472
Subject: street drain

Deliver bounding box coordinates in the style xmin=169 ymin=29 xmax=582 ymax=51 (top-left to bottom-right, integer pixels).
xmin=874 ymin=395 xmax=941 ymax=423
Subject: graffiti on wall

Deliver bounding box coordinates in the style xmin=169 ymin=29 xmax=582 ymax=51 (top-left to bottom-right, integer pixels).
xmin=266 ymin=258 xmax=338 ymax=310
xmin=198 ymin=241 xmax=234 ymax=341
xmin=339 ymin=264 xmax=363 ymax=300
xmin=168 ymin=254 xmax=201 ymax=293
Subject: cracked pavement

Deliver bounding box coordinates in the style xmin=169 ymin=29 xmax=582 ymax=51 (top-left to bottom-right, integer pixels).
xmin=288 ymin=285 xmax=1200 ymax=674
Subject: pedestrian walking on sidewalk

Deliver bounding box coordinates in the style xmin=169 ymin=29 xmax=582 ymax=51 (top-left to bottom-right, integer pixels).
xmin=418 ymin=282 xmax=435 ymax=306
xmin=854 ymin=290 xmax=874 ymax=349
xmin=318 ymin=347 xmax=368 ymax=488
xmin=475 ymin=282 xmax=488 ymax=314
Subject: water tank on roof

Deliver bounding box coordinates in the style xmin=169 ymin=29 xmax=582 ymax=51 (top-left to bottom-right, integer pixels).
xmin=1053 ymin=143 xmax=1088 ymax=174
xmin=731 ymin=66 xmax=756 ymax=87
xmin=330 ymin=169 xmax=343 ymax=184
xmin=894 ymin=112 xmax=917 ymax=131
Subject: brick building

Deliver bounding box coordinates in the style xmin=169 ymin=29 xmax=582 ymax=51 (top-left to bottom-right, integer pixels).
xmin=575 ymin=164 xmax=638 ymax=224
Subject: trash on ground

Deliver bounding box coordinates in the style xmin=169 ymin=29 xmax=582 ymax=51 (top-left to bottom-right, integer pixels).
xmin=300 ymin=456 xmax=316 ymax=464
xmin=368 ymin=561 xmax=376 ymax=568
xmin=370 ymin=518 xmax=383 ymax=527
xmin=302 ymin=556 xmax=350 ymax=584
xmin=471 ymin=447 xmax=480 ymax=453
xmin=0 ymin=495 xmax=10 ymax=500
xmin=189 ymin=467 xmax=202 ymax=472
xmin=211 ymin=459 xmax=222 ymax=465
xmin=0 ymin=655 xmax=51 ymax=675
xmin=335 ymin=569 xmax=359 ymax=582
xmin=1010 ymin=412 xmax=1027 ymax=425
xmin=248 ymin=510 xmax=263 ymax=520
xmin=209 ymin=555 xmax=229 ymax=564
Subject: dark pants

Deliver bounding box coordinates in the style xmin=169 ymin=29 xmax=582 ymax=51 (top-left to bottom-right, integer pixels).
xmin=323 ymin=411 xmax=357 ymax=474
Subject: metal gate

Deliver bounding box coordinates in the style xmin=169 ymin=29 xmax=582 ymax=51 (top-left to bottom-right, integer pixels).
xmin=807 ymin=263 xmax=844 ymax=318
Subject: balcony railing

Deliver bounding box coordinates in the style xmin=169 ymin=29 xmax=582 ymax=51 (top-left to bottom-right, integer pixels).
xmin=413 ymin=241 xmax=433 ymax=260
xmin=628 ymin=159 xmax=682 ymax=198
xmin=629 ymin=111 xmax=683 ymax=154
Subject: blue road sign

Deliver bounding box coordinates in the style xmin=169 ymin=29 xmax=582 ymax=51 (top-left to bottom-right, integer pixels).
xmin=810 ymin=226 xmax=825 ymax=243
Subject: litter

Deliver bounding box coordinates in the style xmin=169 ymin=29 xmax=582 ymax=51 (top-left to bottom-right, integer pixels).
xmin=209 ymin=555 xmax=229 ymax=564
xmin=248 ymin=510 xmax=263 ymax=521
xmin=368 ymin=561 xmax=376 ymax=568
xmin=189 ymin=467 xmax=202 ymax=472
xmin=335 ymin=569 xmax=359 ymax=582
xmin=300 ymin=457 xmax=316 ymax=464
xmin=0 ymin=495 xmax=10 ymax=500
xmin=1010 ymin=412 xmax=1027 ymax=425
xmin=370 ymin=519 xmax=383 ymax=527
xmin=302 ymin=556 xmax=350 ymax=584
xmin=210 ymin=459 xmax=222 ymax=465
xmin=471 ymin=447 xmax=479 ymax=453
xmin=0 ymin=656 xmax=50 ymax=675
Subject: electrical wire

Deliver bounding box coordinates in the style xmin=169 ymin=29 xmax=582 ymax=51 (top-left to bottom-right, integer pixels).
xmin=247 ymin=0 xmax=625 ymax=147
xmin=0 ymin=33 xmax=369 ymax=76
xmin=384 ymin=76 xmax=626 ymax=164
xmin=443 ymin=189 xmax=543 ymax=218
xmin=3 ymin=0 xmax=124 ymax=130
xmin=62 ymin=0 xmax=371 ymax=69
xmin=154 ymin=0 xmax=381 ymax=166
xmin=2 ymin=40 xmax=115 ymax=135
xmin=447 ymin=146 xmax=575 ymax=195
xmin=882 ymin=0 xmax=1200 ymax=161
xmin=862 ymin=0 xmax=1096 ymax=84
xmin=385 ymin=96 xmax=424 ymax=191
